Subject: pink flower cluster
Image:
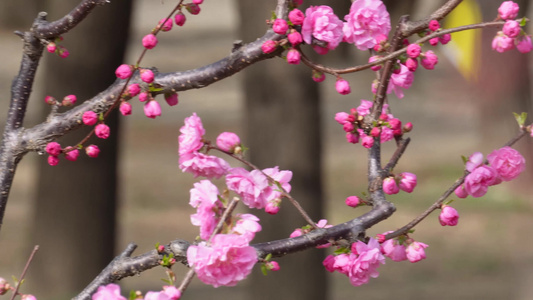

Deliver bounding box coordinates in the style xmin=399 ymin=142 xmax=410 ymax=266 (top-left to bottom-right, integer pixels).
xmin=323 ymin=238 xmax=385 ymax=286
xmin=492 ymin=2 xmax=532 ymax=53
xmin=455 ymin=146 xmax=525 ymax=198
xmin=92 ymin=284 xmax=181 ymax=300
xmin=382 ymin=172 xmax=417 ymax=195
xmin=343 ymin=0 xmax=391 ymax=51
xmin=380 ymin=233 xmax=429 ymax=263
xmin=335 ymin=100 xmax=408 ymax=147
xmin=46 ymin=36 xmax=69 ymax=58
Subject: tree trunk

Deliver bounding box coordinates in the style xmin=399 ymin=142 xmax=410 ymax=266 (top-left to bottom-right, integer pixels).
xmin=237 ymin=1 xmax=326 ymax=299
xmin=28 ymin=1 xmax=132 ymax=298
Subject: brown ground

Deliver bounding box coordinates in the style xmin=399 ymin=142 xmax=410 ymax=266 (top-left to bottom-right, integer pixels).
xmin=1 ymin=1 xmax=533 ymax=299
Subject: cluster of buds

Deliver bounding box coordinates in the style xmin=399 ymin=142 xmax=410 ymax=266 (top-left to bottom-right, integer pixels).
xmin=377 ymin=233 xmax=429 ymax=263
xmin=382 ymin=172 xmax=417 ymax=195
xmin=492 ymin=1 xmax=532 ymax=53
xmin=46 ymin=36 xmax=69 ymax=58
xmin=44 ymin=141 xmax=100 ymax=166
xmin=44 ymin=94 xmax=77 ymax=107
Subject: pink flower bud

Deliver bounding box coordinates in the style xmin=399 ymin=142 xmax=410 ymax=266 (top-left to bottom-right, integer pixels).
xmin=21 ymin=294 xmax=37 ymax=300
xmin=335 ymin=79 xmax=351 ymax=95
xmin=265 ymin=201 xmax=280 ymax=215
xmin=346 ymin=132 xmax=359 ymax=144
xmin=381 ymin=237 xmax=407 ymax=262
xmin=361 ymin=135 xmax=374 ymax=148
xmin=312 ymin=70 xmax=325 ymax=82
xmin=216 ymin=132 xmax=241 ymax=153
xmin=292 ymin=0 xmax=303 ymax=6
xmin=439 ymin=33 xmax=451 ymax=45
xmin=492 ymin=32 xmax=515 ymax=53
xmin=428 ymin=20 xmax=440 ymax=31
xmin=64 ymin=147 xmax=79 ymax=162
xmin=383 ymin=177 xmax=399 ymax=195
xmin=62 ymin=94 xmax=77 ymax=106
xmin=429 ymin=37 xmax=439 ymax=46
xmin=158 ymin=17 xmax=173 ymax=32
xmin=85 ymin=145 xmax=100 ymax=158
xmin=371 ymin=80 xmax=379 ymax=94
xmin=82 ymin=111 xmax=98 ymax=126
xmin=516 ymin=34 xmax=533 ymax=53
xmin=142 ymin=33 xmax=158 ymax=49
xmin=185 ymin=3 xmax=201 ymax=15
xmin=47 ymin=42 xmax=56 ymax=53
xmin=498 ymin=1 xmax=519 ymax=20
xmin=345 ymin=195 xmax=361 ymax=207
xmin=144 ymin=100 xmax=162 ymax=119
xmin=405 ymin=58 xmax=418 ymax=72
xmin=375 ymin=234 xmax=386 ymax=243
xmin=406 ymin=241 xmax=428 ymax=263
xmin=406 ymin=44 xmax=421 ymax=58
xmin=140 ymin=69 xmax=155 ymax=83
xmin=370 ymin=127 xmax=381 ymax=137
xmin=289 ymin=9 xmax=304 ymax=25
xmin=368 ymin=55 xmax=382 ymax=71
xmin=388 ymin=118 xmax=401 ymax=131
xmin=403 ymin=122 xmax=413 ymax=132
xmin=0 ymin=278 xmax=9 ymax=295
xmin=503 ymin=20 xmax=520 ymax=38
xmin=334 ymin=112 xmax=350 ymax=125
xmin=268 ymin=261 xmax=280 ymax=271
xmin=119 ymin=102 xmax=132 ymax=116
xmin=288 ymin=31 xmax=303 ymax=46
xmin=48 ymin=155 xmax=59 ymax=166
xmin=164 ymin=93 xmax=179 ymax=106
xmin=466 ymin=152 xmax=484 ymax=172
xmin=286 ymin=48 xmax=301 ymax=65
xmin=261 ymin=40 xmax=278 ymax=54
xmin=46 ymin=142 xmax=62 ymax=156
xmin=272 ymin=19 xmax=289 ymax=34
xmin=312 ymin=45 xmax=329 ymax=55
xmin=127 ymin=83 xmax=141 ymax=97
xmin=174 ymin=12 xmax=186 ymax=26
xmin=454 ymin=184 xmax=468 ymax=198
xmin=115 ymin=64 xmax=133 ymax=79
xmin=343 ymin=122 xmax=354 ymax=133
xmin=420 ymin=50 xmax=438 ymax=70
xmin=58 ymin=46 xmax=69 ymax=58
xmin=399 ymin=172 xmax=417 ymax=193
xmin=289 ymin=228 xmax=303 ymax=238
xmin=439 ymin=205 xmax=459 ymax=226
xmin=95 ymin=124 xmax=110 ymax=139
xmin=44 ymin=96 xmax=56 ymax=105
xmin=138 ymin=92 xmax=150 ymax=102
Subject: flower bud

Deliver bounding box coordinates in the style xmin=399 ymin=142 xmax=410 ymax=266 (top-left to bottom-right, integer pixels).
xmin=158 ymin=17 xmax=173 ymax=32
xmin=62 ymin=94 xmax=77 ymax=106
xmin=85 ymin=145 xmax=100 ymax=158
xmin=335 ymin=79 xmax=351 ymax=95
xmin=95 ymin=124 xmax=110 ymax=139
xmin=288 ymin=31 xmax=303 ymax=46
xmin=140 ymin=69 xmax=155 ymax=83
xmin=498 ymin=1 xmax=519 ymax=20
xmin=439 ymin=205 xmax=459 ymax=226
xmin=119 ymin=102 xmax=132 ymax=116
xmin=361 ymin=135 xmax=374 ymax=148
xmin=47 ymin=42 xmax=57 ymax=53
xmin=48 ymin=155 xmax=59 ymax=166
xmin=174 ymin=12 xmax=186 ymax=26
xmin=45 ymin=142 xmax=62 ymax=156
xmin=261 ymin=40 xmax=278 ymax=54
xmin=265 ymin=201 xmax=280 ymax=215
xmin=127 ymin=83 xmax=141 ymax=97
xmin=383 ymin=177 xmax=399 ymax=195
xmin=267 ymin=261 xmax=280 ymax=271
xmin=421 ymin=51 xmax=438 ymax=70
xmin=115 ymin=64 xmax=133 ymax=79
xmin=82 ymin=111 xmax=98 ymax=126
xmin=164 ymin=93 xmax=179 ymax=106
xmin=272 ymin=19 xmax=288 ymax=35
xmin=312 ymin=70 xmax=325 ymax=82
xmin=216 ymin=132 xmax=241 ymax=153
xmin=428 ymin=20 xmax=440 ymax=31
xmin=346 ymin=132 xmax=359 ymax=144
xmin=288 ymin=9 xmax=304 ymax=25
xmin=142 ymin=33 xmax=158 ymax=49
xmin=406 ymin=44 xmax=421 ymax=58
xmin=64 ymin=147 xmax=79 ymax=162
xmin=345 ymin=195 xmax=361 ymax=207
xmin=144 ymin=100 xmax=162 ymax=119
xmin=398 ymin=172 xmax=417 ymax=193
xmin=286 ymin=48 xmax=301 ymax=65
xmin=44 ymin=96 xmax=56 ymax=105
xmin=185 ymin=3 xmax=201 ymax=15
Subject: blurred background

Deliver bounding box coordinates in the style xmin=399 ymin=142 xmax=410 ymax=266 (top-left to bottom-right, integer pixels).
xmin=0 ymin=0 xmax=532 ymax=299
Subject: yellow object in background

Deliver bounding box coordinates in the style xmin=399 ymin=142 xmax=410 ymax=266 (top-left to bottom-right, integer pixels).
xmin=443 ymin=0 xmax=482 ymax=82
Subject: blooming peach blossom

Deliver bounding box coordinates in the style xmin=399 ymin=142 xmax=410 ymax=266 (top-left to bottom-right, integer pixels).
xmin=439 ymin=205 xmax=459 ymax=226
xmin=406 ymin=241 xmax=428 ymax=263
xmin=487 ymin=146 xmax=525 ymax=181
xmin=302 ymin=6 xmax=344 ymax=50
xmin=343 ymin=0 xmax=391 ymax=51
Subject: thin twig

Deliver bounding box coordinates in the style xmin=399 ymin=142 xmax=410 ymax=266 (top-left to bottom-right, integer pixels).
xmin=10 ymin=245 xmax=39 ymax=300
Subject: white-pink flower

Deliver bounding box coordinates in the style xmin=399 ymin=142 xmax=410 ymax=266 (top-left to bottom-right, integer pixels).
xmin=302 ymin=6 xmax=344 ymax=50
xmin=466 ymin=152 xmax=484 ymax=172
xmin=487 ymin=146 xmax=525 ymax=181
xmin=189 ymin=180 xmax=221 ymax=240
xmin=387 ymin=63 xmax=414 ymax=98
xmin=348 ymin=238 xmax=386 ymax=286
xmin=179 ymin=152 xmax=230 ymax=179
xmin=406 ymin=241 xmax=428 ymax=263
xmin=464 ymin=165 xmax=500 ymax=197
xmin=380 ymin=232 xmax=407 ymax=262
xmin=439 ymin=205 xmax=459 ymax=226
xmin=232 ymin=214 xmax=262 ymax=242
xmin=226 ymin=167 xmax=270 ymax=209
xmin=178 ymin=113 xmax=205 ymax=156
xmin=92 ymin=284 xmax=126 ymax=300
xmin=187 ymin=234 xmax=257 ymax=287
xmin=343 ymin=0 xmax=391 ymax=51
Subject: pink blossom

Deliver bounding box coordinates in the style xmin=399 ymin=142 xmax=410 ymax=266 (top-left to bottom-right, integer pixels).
xmin=380 ymin=126 xmax=394 ymax=143
xmin=193 ymin=0 xmax=203 ymax=4
xmin=383 ymin=177 xmax=399 ymax=195
xmin=22 ymin=295 xmax=37 ymax=300
xmin=356 ymin=100 xmax=373 ymax=116
xmin=232 ymin=214 xmax=262 ymax=242
xmin=261 ymin=40 xmax=278 ymax=54
xmin=406 ymin=241 xmax=428 ymax=263
xmin=263 ymin=166 xmax=293 ymax=199
xmin=142 ymin=33 xmax=158 ymax=49
xmin=226 ymin=168 xmax=269 ymax=208
xmin=267 ymin=261 xmax=280 ymax=271
xmin=64 ymin=148 xmax=79 ymax=162
xmin=265 ymin=201 xmax=280 ymax=215
xmin=158 ymin=17 xmax=173 ymax=32
xmin=0 ymin=277 xmax=9 ymax=295
xmin=335 ymin=112 xmax=350 ymax=125
xmin=85 ymin=145 xmax=100 ymax=158
xmin=179 ymin=152 xmax=230 ymax=179
xmin=288 ymin=9 xmax=305 ymax=25
xmin=174 ymin=12 xmax=186 ymax=26
xmin=286 ymin=48 xmax=301 ymax=64
xmin=466 ymin=152 xmax=484 ymax=172
xmin=92 ymin=283 xmax=126 ymax=300
xmin=312 ymin=45 xmax=329 ymax=55
xmin=335 ymin=78 xmax=351 ymax=95
xmin=95 ymin=124 xmax=110 ymax=139
xmin=144 ymin=291 xmax=171 ymax=300
xmin=144 ymin=100 xmax=162 ymax=119
xmin=58 ymin=47 xmax=69 ymax=58
xmin=439 ymin=33 xmax=451 ymax=45
xmin=119 ymin=102 xmax=132 ymax=116
xmin=46 ymin=142 xmax=62 ymax=156
xmin=406 ymin=44 xmax=421 ymax=58
xmin=138 ymin=92 xmax=149 ymax=102
xmin=381 ymin=233 xmax=407 ymax=262
xmin=312 ymin=70 xmax=325 ymax=82
xmin=288 ymin=31 xmax=303 ymax=46
xmin=492 ymin=32 xmax=515 ymax=53
xmin=178 ymin=113 xmax=205 ymax=155
xmin=302 ymin=6 xmax=344 ymax=50
xmin=127 ymin=83 xmax=141 ymax=97
xmin=346 ymin=195 xmax=361 ymax=207
xmin=323 ymin=255 xmax=337 ymax=272
xmin=398 ymin=172 xmax=417 ymax=193
xmin=516 ymin=35 xmax=533 ymax=53
xmin=187 ymin=234 xmax=257 ymax=287
xmin=464 ymin=165 xmax=500 ymax=197
xmin=289 ymin=228 xmax=303 ymax=238
xmin=115 ymin=64 xmax=132 ymax=79
xmin=162 ymin=286 xmax=181 ymax=299
xmin=343 ymin=122 xmax=355 ymax=133
xmin=487 ymin=146 xmax=525 ymax=181
xmin=62 ymin=94 xmax=77 ymax=106
xmin=498 ymin=1 xmax=519 ymax=20
xmin=368 ymin=55 xmax=382 ymax=71
xmin=332 ymin=253 xmax=352 ymax=275
xmin=428 ymin=20 xmax=440 ymax=31
xmin=47 ymin=42 xmax=56 ymax=53
xmin=429 ymin=37 xmax=439 ymax=46
xmin=454 ymin=184 xmax=468 ymax=198
xmin=348 ymin=238 xmax=386 ymax=286
xmin=44 ymin=95 xmax=56 ymax=105
xmin=216 ymin=132 xmax=241 ymax=153
xmin=388 ymin=63 xmax=414 ymax=98
xmin=346 ymin=132 xmax=359 ymax=144
xmin=82 ymin=111 xmax=98 ymax=126
xmin=439 ymin=205 xmax=459 ymax=226
xmin=503 ymin=20 xmax=520 ymax=38
xmin=189 ymin=180 xmax=221 ymax=240
xmin=420 ymin=50 xmax=438 ymax=70
xmin=343 ymin=0 xmax=391 ymax=51
xmin=48 ymin=155 xmax=59 ymax=166
xmin=272 ymin=19 xmax=289 ymax=35
xmin=164 ymin=93 xmax=178 ymax=106
xmin=140 ymin=69 xmax=155 ymax=83
xmin=186 ymin=3 xmax=201 ymax=15
xmin=361 ymin=135 xmax=374 ymax=148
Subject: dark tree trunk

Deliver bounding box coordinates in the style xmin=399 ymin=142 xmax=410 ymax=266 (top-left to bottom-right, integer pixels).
xmin=28 ymin=1 xmax=132 ymax=298
xmin=237 ymin=1 xmax=326 ymax=299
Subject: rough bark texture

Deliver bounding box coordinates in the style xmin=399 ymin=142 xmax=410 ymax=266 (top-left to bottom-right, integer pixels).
xmin=237 ymin=1 xmax=326 ymax=299
xmin=27 ymin=1 xmax=132 ymax=298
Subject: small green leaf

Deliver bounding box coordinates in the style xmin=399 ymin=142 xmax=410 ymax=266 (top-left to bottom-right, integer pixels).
xmin=148 ymin=84 xmax=164 ymax=93
xmin=11 ymin=275 xmax=18 ymax=284
xmin=265 ymin=253 xmax=272 ymax=262
xmin=333 ymin=247 xmax=350 ymax=255
xmin=513 ymin=112 xmax=528 ymax=127
xmin=520 ymin=17 xmax=528 ymax=27
xmin=155 ymin=242 xmax=160 ymax=249
xmin=161 ymin=278 xmax=172 ymax=285
xmin=128 ymin=290 xmax=137 ymax=300
xmin=261 ymin=264 xmax=268 ymax=276
xmin=271 ymin=11 xmax=277 ymax=21
xmin=461 ymin=155 xmax=468 ymax=164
